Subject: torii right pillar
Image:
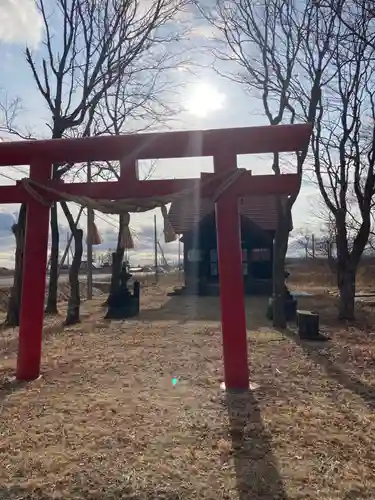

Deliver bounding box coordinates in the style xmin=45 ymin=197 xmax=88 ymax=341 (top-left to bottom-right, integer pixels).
xmin=213 ymin=149 xmax=302 ymax=391
xmin=214 ymin=153 xmax=249 ymax=390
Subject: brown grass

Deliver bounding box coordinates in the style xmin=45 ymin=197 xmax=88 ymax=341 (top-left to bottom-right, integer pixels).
xmin=0 ymin=276 xmax=375 ymax=499
xmin=0 ymin=282 xmax=105 ymax=313
xmin=288 ymin=258 xmax=375 ymax=290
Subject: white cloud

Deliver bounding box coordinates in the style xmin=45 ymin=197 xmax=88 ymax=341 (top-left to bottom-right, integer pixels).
xmin=0 ymin=0 xmax=43 ymax=48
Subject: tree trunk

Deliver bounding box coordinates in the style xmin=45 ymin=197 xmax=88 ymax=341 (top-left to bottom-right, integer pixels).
xmin=60 ymin=201 xmax=83 ymax=325
xmin=272 ymin=199 xmax=290 ymax=329
xmin=45 ymin=202 xmax=59 ymax=314
xmin=5 ymin=204 xmax=27 ymax=327
xmin=335 ymin=213 xmax=358 ymax=321
xmin=109 ymin=249 xmax=125 ymax=290
xmin=338 ymin=266 xmax=356 ymax=321
xmin=106 ymin=214 xmax=125 ymax=304
xmin=64 ymin=228 xmax=83 ymax=325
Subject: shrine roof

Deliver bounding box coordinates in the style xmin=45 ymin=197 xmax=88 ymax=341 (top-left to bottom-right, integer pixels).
xmin=168 ymin=195 xmax=288 ymax=233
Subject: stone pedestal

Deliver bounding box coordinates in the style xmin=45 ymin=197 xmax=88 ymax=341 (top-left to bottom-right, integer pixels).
xmin=297 ymin=310 xmax=320 ymax=339
xmin=105 ymin=269 xmax=140 ymax=319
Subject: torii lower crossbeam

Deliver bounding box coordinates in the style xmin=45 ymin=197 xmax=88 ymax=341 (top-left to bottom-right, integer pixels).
xmin=0 ymin=123 xmax=312 ymax=390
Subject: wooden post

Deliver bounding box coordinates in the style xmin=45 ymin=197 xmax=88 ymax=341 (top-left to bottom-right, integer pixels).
xmin=17 ymin=162 xmax=52 ymax=381
xmin=66 ymin=233 xmax=70 ymax=268
xmin=87 ymin=161 xmax=93 ymax=300
xmin=154 ymin=214 xmax=158 ymax=283
xmin=312 ymin=233 xmax=315 ymax=260
xmin=133 ymin=281 xmax=140 ymax=315
xmin=297 ymin=310 xmax=320 ymax=339
xmin=178 ymin=237 xmax=181 ymax=280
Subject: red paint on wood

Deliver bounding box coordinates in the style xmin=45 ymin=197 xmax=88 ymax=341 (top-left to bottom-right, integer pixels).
xmin=0 ymin=185 xmax=25 ymax=204
xmin=0 ymin=173 xmax=299 ymax=205
xmin=119 ymin=158 xmax=139 ymax=183
xmin=16 ymin=162 xmax=51 ymax=381
xmin=214 ymin=154 xmax=249 ymax=390
xmin=0 ymin=123 xmax=312 ymax=166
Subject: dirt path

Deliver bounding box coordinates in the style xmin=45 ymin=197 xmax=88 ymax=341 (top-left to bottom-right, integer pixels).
xmin=0 ymin=286 xmax=374 ymax=499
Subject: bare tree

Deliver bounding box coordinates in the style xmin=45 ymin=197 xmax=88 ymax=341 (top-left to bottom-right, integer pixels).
xmin=60 ymin=203 xmax=83 ymax=325
xmin=309 ymin=9 xmax=375 ymax=319
xmin=204 ymin=0 xmax=375 ymax=321
xmin=202 ymin=0 xmax=334 ymax=327
xmin=3 ymin=0 xmax=188 ymax=325
xmin=293 ymin=230 xmax=315 ymax=260
xmin=61 ymin=43 xmax=183 ymax=323
xmin=90 ymin=62 xmax=178 ymax=305
xmin=315 ymin=0 xmax=375 ymax=52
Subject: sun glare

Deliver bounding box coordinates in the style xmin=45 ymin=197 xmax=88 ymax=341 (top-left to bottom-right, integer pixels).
xmin=185 ymin=83 xmax=226 ymax=118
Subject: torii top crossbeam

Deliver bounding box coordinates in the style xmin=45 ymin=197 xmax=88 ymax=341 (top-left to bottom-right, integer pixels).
xmin=0 ymin=122 xmax=312 ymax=390
xmin=0 ymin=123 xmax=311 ymax=205
xmin=0 ymin=123 xmax=310 ymax=165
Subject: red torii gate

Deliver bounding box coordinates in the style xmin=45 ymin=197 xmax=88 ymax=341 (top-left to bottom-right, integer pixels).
xmin=0 ymin=123 xmax=311 ymax=390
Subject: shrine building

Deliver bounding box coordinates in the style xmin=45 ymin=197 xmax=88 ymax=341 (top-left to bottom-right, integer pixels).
xmin=168 ymin=194 xmax=291 ymax=295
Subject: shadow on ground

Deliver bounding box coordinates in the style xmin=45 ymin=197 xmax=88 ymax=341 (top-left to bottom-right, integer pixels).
xmin=139 ymin=295 xmax=269 ymax=325
xmin=226 ymin=390 xmax=288 ymax=500
xmin=0 ymin=391 xmax=288 ymax=500
xmin=0 ymin=485 xmax=184 ymax=500
xmin=283 ymin=327 xmax=375 ymax=410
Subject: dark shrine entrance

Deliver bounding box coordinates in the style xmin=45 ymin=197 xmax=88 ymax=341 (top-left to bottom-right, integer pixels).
xmin=0 ymin=123 xmax=311 ymax=390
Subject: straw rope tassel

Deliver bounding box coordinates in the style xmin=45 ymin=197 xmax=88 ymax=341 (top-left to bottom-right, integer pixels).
xmin=88 ymin=211 xmax=102 ymax=245
xmin=120 ymin=212 xmax=134 ymax=249
xmin=161 ymin=204 xmax=177 ymax=243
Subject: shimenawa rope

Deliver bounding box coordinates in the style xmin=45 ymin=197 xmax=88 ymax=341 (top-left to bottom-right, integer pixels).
xmin=20 ymin=168 xmax=247 ymax=244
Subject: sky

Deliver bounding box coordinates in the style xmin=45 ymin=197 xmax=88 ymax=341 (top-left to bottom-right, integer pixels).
xmin=0 ymin=0 xmax=321 ymax=268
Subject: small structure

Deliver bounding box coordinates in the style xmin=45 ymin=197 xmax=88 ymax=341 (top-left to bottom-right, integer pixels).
xmin=105 ymin=266 xmax=140 ymax=319
xmin=169 ymin=196 xmax=290 ymax=295
xmin=297 ymin=310 xmax=327 ymax=341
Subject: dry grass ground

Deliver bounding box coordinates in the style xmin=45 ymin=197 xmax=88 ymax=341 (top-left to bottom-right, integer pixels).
xmin=0 ymin=272 xmax=374 ymax=499
xmin=287 ymin=258 xmax=375 ymax=292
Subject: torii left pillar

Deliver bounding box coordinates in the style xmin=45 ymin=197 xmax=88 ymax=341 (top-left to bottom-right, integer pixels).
xmin=16 ymin=162 xmax=52 ymax=380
